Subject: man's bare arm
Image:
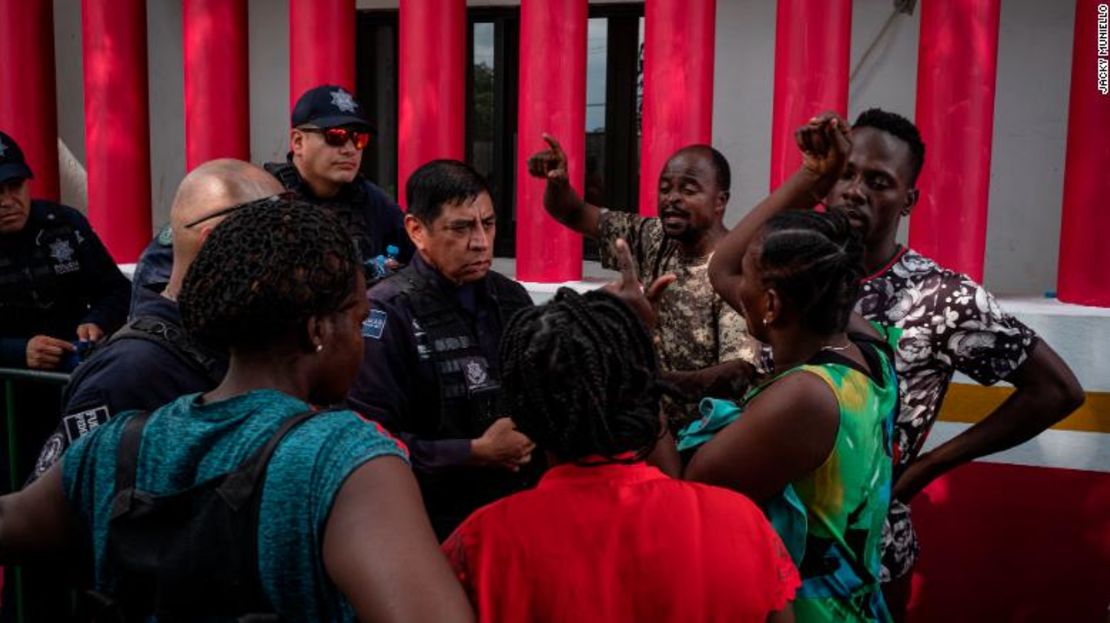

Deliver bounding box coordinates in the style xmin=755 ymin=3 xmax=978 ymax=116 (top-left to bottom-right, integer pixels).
xmin=893 ymin=341 xmax=1084 ymax=501
xmin=662 ymin=360 xmax=757 ymax=401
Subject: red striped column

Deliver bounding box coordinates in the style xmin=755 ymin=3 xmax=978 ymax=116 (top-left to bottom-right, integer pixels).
xmin=769 ymin=0 xmax=852 ymax=190
xmin=910 ymin=0 xmax=1001 ymax=282
xmin=289 ymin=0 xmax=356 ymax=112
xmin=639 ymin=0 xmax=715 ymax=217
xmin=516 ymin=0 xmax=586 ymax=282
xmin=0 ymin=0 xmax=60 ymax=201
xmin=397 ymin=0 xmax=466 ymax=210
xmin=183 ymin=0 xmax=250 ymax=170
xmin=82 ymin=0 xmax=152 ymax=262
xmin=1057 ymin=0 xmax=1110 ymax=307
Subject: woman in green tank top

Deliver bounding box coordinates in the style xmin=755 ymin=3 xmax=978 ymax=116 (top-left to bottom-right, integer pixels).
xmin=684 ymin=117 xmax=897 ymax=623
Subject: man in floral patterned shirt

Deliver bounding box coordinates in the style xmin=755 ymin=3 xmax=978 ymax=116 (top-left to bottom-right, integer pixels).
xmin=778 ymin=109 xmax=1084 ymax=620
xmin=526 ymin=135 xmax=764 ymax=432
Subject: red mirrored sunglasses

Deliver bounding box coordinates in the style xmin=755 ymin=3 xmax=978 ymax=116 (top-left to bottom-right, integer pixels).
xmin=300 ymin=126 xmax=371 ymax=150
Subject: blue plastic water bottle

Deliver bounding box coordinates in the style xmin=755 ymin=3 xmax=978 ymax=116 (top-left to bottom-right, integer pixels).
xmin=368 ymin=245 xmax=401 ymax=279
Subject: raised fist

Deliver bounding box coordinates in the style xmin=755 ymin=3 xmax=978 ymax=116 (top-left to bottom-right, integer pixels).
xmin=795 ymin=112 xmax=852 ymax=180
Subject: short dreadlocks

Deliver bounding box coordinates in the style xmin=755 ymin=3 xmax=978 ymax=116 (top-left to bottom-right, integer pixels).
xmin=179 ymin=196 xmax=360 ymax=352
xmin=499 ymin=288 xmax=662 ymax=463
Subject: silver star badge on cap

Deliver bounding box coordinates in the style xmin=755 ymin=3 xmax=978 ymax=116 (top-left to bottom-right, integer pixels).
xmin=330 ymin=89 xmax=358 ymax=113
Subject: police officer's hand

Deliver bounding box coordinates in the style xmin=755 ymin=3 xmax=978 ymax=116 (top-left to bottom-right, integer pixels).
xmin=603 ymin=238 xmax=676 ymax=329
xmin=25 ymin=335 xmax=76 ymax=370
xmin=76 ymin=323 xmax=105 ymax=342
xmin=796 ymin=112 xmax=851 ymax=181
xmin=471 ymin=418 xmax=536 ymax=472
xmin=526 ymin=134 xmax=569 ymax=184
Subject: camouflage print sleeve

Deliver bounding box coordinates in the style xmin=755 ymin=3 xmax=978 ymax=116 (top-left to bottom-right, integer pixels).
xmin=717 ymin=299 xmax=762 ymax=365
xmin=597 ymin=210 xmax=664 ymax=281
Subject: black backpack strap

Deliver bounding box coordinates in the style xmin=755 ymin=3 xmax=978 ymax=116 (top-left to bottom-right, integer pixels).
xmin=266 ymin=161 xmax=303 ymax=193
xmin=220 ymin=409 xmax=325 ymax=618
xmin=218 ymin=410 xmax=325 ymax=512
xmin=113 ymin=317 xmax=224 ymax=383
xmin=110 ymin=410 xmax=153 ymax=519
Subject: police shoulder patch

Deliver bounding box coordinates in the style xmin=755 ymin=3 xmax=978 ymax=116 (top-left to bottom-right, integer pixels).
xmin=362 ymin=309 xmax=388 ymax=339
xmin=62 ymin=405 xmax=111 ymax=442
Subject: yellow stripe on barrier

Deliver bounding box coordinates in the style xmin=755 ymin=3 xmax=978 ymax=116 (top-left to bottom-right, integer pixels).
xmin=938 ymin=385 xmax=1110 ymax=434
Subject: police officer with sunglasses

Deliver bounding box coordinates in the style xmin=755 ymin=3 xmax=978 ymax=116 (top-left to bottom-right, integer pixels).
xmin=129 ymin=86 xmax=414 ymax=312
xmin=265 ymin=85 xmax=414 ymax=276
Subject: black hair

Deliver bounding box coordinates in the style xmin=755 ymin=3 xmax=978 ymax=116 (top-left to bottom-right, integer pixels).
xmin=757 ymin=210 xmax=865 ymax=336
xmin=674 ymin=144 xmax=732 ymax=192
xmin=853 ymin=108 xmax=926 ymax=185
xmin=179 ymin=196 xmax=360 ymax=352
xmin=499 ymin=288 xmax=662 ymax=463
xmin=405 ymin=159 xmax=491 ymax=224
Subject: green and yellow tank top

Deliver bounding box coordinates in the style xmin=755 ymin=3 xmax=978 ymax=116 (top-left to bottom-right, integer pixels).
xmin=744 ymin=331 xmax=898 ymax=622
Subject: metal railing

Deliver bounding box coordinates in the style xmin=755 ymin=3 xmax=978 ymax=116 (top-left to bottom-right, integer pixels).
xmin=0 ymin=367 xmax=70 ymax=623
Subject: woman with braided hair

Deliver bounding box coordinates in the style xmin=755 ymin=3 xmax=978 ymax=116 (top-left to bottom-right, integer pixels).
xmin=0 ymin=197 xmax=472 ymax=622
xmin=442 ymin=241 xmax=799 ymax=623
xmin=686 ymin=117 xmax=898 ymax=622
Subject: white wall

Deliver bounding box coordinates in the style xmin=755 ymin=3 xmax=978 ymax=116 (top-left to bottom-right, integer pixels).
xmin=712 ymin=0 xmax=1076 ymax=296
xmin=985 ymin=0 xmax=1074 ymax=295
xmin=52 ymin=0 xmax=1077 ymax=295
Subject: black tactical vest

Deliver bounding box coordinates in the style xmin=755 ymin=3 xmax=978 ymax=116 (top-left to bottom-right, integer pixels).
xmin=394 ymin=264 xmax=533 ymax=438
xmin=265 ymin=162 xmax=376 ymax=266
xmin=0 ymin=210 xmax=83 ymax=318
xmin=61 ymin=316 xmax=224 ymax=411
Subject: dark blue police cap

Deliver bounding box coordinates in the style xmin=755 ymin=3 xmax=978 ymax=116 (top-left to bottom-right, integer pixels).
xmin=0 ymin=131 xmax=34 ymax=184
xmin=291 ymin=85 xmax=372 ymax=131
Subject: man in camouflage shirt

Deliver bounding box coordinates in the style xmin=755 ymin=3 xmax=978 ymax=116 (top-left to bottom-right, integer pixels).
xmin=527 ymin=136 xmax=763 ymax=431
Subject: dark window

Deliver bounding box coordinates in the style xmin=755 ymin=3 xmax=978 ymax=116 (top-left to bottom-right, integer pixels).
xmin=356 ymin=4 xmax=643 ymax=260
xmin=467 ymin=9 xmax=519 ymax=257
xmin=356 ymin=10 xmax=399 ymax=199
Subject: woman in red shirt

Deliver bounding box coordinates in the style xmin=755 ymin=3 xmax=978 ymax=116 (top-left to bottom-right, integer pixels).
xmin=442 ymin=266 xmax=799 ymax=623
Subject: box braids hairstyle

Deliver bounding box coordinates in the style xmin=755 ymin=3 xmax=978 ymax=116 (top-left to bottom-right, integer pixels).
xmin=499 ymin=288 xmax=663 ymax=463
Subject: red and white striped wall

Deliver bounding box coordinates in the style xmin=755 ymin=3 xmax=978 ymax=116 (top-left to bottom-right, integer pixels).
xmin=0 ymin=0 xmax=1106 ymax=302
xmin=0 ymin=1 xmax=1107 ymax=616
xmin=904 ymin=298 xmax=1110 ymax=621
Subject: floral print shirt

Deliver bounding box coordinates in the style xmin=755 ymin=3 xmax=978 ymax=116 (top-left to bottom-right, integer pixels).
xmin=854 ymin=247 xmax=1038 ymax=580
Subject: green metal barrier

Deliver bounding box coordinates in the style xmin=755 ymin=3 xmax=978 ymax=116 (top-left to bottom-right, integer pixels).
xmin=0 ymin=367 xmax=70 ymax=623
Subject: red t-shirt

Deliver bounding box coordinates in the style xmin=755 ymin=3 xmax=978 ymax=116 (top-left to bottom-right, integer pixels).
xmin=443 ymin=461 xmax=799 ymax=622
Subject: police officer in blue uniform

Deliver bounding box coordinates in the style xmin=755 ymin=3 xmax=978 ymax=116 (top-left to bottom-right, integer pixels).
xmin=28 ymin=160 xmax=286 ymax=481
xmin=127 ymin=222 xmax=173 ymax=317
xmin=266 ymin=85 xmax=413 ymax=274
xmin=349 ymin=160 xmax=537 ymax=540
xmin=129 ymin=85 xmax=414 ymax=303
xmin=0 ymin=131 xmax=130 ymax=371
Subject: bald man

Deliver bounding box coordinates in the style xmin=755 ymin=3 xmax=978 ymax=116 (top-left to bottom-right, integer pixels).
xmin=28 ymin=160 xmax=284 ymax=481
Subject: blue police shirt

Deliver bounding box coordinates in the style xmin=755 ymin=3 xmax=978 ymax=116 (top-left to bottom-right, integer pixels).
xmin=0 ymin=200 xmax=131 ymax=366
xmin=31 ymin=283 xmax=227 ymax=480
xmin=348 ymin=254 xmax=528 ymax=471
xmin=128 ymin=227 xmax=172 ymax=317
xmin=263 ymin=159 xmax=415 ymax=268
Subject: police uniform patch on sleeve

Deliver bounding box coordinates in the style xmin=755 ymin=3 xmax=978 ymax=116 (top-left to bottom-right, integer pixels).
xmin=34 ymin=432 xmax=67 ymax=476
xmin=362 ymin=309 xmax=388 ymax=339
xmin=62 ymin=405 xmax=111 ymax=442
